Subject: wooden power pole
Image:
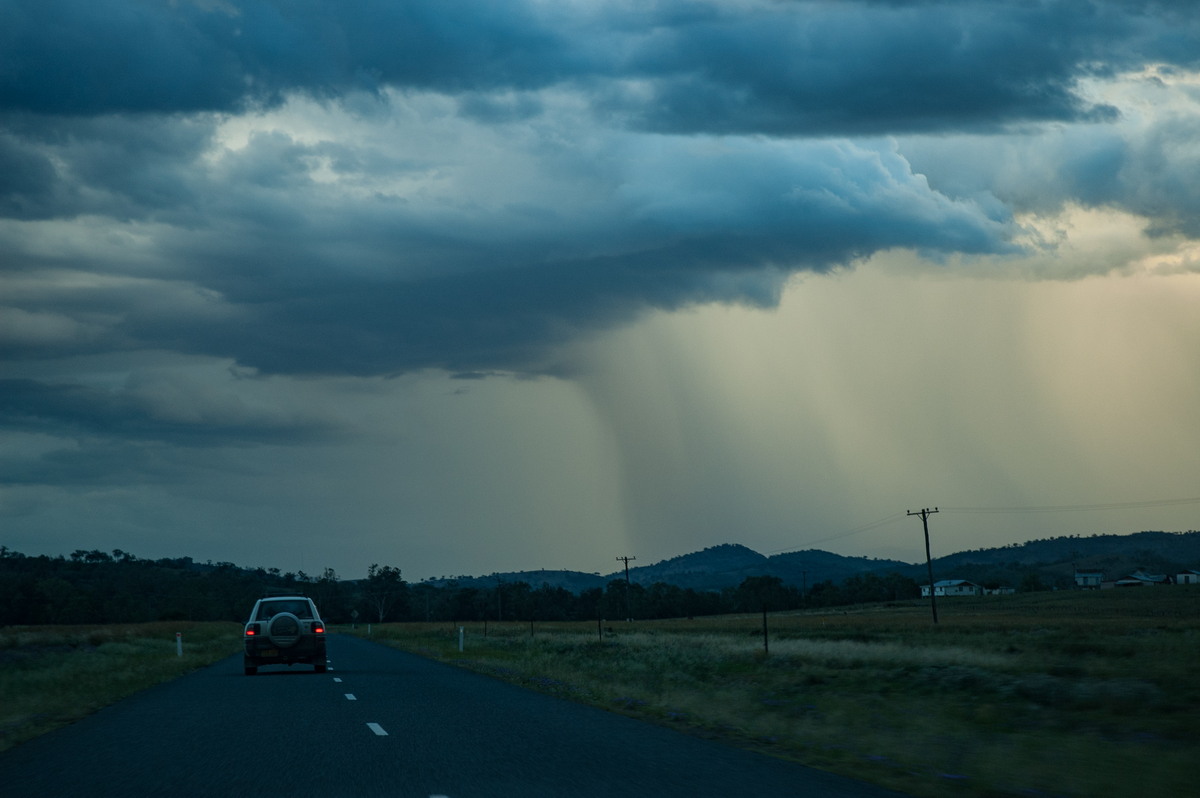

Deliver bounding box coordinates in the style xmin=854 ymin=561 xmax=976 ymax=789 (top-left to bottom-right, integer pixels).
xmin=908 ymin=507 xmax=940 ymax=624
xmin=616 ymin=556 xmax=636 ymax=621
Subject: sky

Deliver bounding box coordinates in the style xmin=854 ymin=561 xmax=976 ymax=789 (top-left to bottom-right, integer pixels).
xmin=2 ymin=0 xmax=1200 ymax=582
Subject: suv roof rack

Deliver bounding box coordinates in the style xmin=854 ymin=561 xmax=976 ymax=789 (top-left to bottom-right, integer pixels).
xmin=260 ymin=591 xmax=311 ymax=598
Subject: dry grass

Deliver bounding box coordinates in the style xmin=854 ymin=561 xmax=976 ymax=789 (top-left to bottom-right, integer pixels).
xmin=0 ymin=622 xmax=242 ymax=752
xmin=355 ymin=587 xmax=1200 ymax=797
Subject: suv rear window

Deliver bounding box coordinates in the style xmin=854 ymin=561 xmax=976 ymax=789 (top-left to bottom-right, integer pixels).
xmin=255 ymin=599 xmax=313 ymax=620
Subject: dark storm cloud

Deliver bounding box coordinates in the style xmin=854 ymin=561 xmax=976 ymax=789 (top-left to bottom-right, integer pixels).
xmin=2 ymin=0 xmax=1199 ymax=577
xmin=0 ymin=133 xmax=60 ymax=219
xmin=0 ymin=378 xmax=333 ymax=448
xmin=1 ymin=0 xmax=1197 ymax=381
xmin=630 ymin=0 xmax=1199 ymax=134
xmin=4 ymin=1 xmax=1195 ymax=131
xmin=0 ymin=436 xmax=185 ymax=487
xmin=0 ymin=120 xmax=1014 ymax=375
xmin=1066 ymin=114 xmax=1200 ymax=237
xmin=0 ymin=0 xmax=567 ymax=115
xmin=602 ymin=3 xmax=1121 ymax=136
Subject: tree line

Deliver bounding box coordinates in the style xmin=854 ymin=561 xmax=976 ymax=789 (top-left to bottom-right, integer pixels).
xmin=0 ymin=547 xmax=925 ymax=627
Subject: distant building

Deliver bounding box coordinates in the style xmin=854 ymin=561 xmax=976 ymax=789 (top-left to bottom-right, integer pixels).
xmin=984 ymin=586 xmax=1016 ymax=596
xmin=1074 ymin=571 xmax=1104 ymax=589
xmin=1177 ymin=569 xmax=1200 ymax=585
xmin=921 ymin=579 xmax=982 ymax=598
xmin=1113 ymin=571 xmax=1171 ymax=587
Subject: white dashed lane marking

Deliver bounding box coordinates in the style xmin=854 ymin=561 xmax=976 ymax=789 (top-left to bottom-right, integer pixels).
xmin=333 ymin=677 xmax=342 ymax=683
xmin=345 ymin=693 xmax=356 ymax=700
xmin=366 ymin=723 xmax=388 ymax=736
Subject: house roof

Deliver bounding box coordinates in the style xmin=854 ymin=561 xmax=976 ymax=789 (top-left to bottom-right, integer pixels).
xmin=1117 ymin=571 xmax=1169 ymax=583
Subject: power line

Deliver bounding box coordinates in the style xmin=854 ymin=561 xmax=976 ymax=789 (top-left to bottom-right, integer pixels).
xmin=770 ymin=512 xmax=907 ymax=554
xmin=942 ymin=496 xmax=1200 ymax=515
xmin=770 ymin=494 xmax=1199 ymax=557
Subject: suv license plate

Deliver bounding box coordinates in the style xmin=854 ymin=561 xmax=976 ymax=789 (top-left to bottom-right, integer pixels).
xmin=260 ymin=649 xmax=278 ymax=657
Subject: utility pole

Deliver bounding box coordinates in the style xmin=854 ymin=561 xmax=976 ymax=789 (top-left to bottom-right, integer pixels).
xmin=616 ymin=556 xmax=636 ymax=621
xmin=908 ymin=507 xmax=940 ymax=625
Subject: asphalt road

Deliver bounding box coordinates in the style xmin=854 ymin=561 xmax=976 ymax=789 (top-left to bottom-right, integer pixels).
xmin=0 ymin=633 xmax=904 ymax=797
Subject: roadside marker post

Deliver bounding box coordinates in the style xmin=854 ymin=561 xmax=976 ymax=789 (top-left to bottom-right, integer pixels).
xmin=176 ymin=632 xmax=182 ymax=657
xmin=458 ymin=626 xmax=464 ymax=652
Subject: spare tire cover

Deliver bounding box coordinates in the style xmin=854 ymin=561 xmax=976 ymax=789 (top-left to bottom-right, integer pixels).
xmin=267 ymin=612 xmax=302 ymax=648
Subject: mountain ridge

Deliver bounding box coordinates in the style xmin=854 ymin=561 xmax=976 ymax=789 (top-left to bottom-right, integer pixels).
xmin=423 ymin=529 xmax=1200 ymax=594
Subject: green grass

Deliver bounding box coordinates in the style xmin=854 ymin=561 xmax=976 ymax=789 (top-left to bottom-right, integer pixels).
xmin=352 ymin=587 xmax=1200 ymax=797
xmin=0 ymin=622 xmax=242 ymax=752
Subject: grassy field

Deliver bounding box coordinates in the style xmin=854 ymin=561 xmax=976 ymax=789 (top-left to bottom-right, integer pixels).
xmin=352 ymin=587 xmax=1199 ymax=797
xmin=0 ymin=622 xmax=242 ymax=752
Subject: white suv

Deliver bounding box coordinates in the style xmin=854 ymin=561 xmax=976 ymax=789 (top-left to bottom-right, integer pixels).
xmin=243 ymin=596 xmax=328 ymax=675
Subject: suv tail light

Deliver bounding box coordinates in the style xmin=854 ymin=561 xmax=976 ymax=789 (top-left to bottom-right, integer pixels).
xmin=245 ymin=623 xmax=260 ymax=636
xmin=312 ymin=622 xmax=325 ymax=634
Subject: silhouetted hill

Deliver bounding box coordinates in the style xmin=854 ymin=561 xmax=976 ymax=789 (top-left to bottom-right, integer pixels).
xmin=618 ymin=545 xmax=912 ymax=592
xmin=425 ymin=544 xmax=913 ymax=594
xmin=421 ymin=569 xmax=608 ymax=593
xmin=769 ymin=549 xmax=911 ymax=589
xmin=6 ymin=529 xmax=1198 ymax=625
xmin=930 ymin=531 xmax=1200 ymax=567
xmin=431 ymin=530 xmax=1200 ymax=594
xmin=899 ymin=530 xmax=1200 ymax=589
xmin=622 ymin=544 xmax=769 ymax=590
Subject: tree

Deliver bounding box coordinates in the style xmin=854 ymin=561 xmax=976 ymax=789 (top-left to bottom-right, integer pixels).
xmin=363 ymin=564 xmax=407 ymax=623
xmin=734 ymin=575 xmax=791 ymax=613
xmin=644 ymin=582 xmax=685 ymax=619
xmin=312 ymin=567 xmax=348 ymax=622
xmin=1019 ymin=571 xmax=1046 ymax=592
xmin=599 ymin=578 xmax=643 ymax=621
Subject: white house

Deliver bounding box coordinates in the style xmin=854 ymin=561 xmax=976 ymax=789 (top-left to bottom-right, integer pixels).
xmin=1074 ymin=571 xmax=1104 ymax=589
xmin=1176 ymin=569 xmax=1200 ymax=585
xmin=921 ymin=579 xmax=982 ymax=597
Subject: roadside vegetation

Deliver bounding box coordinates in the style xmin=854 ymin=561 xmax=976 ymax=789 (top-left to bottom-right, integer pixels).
xmin=352 ymin=587 xmax=1199 ymax=798
xmin=0 ymin=546 xmax=925 ymax=625
xmin=0 ymin=622 xmax=241 ymax=752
